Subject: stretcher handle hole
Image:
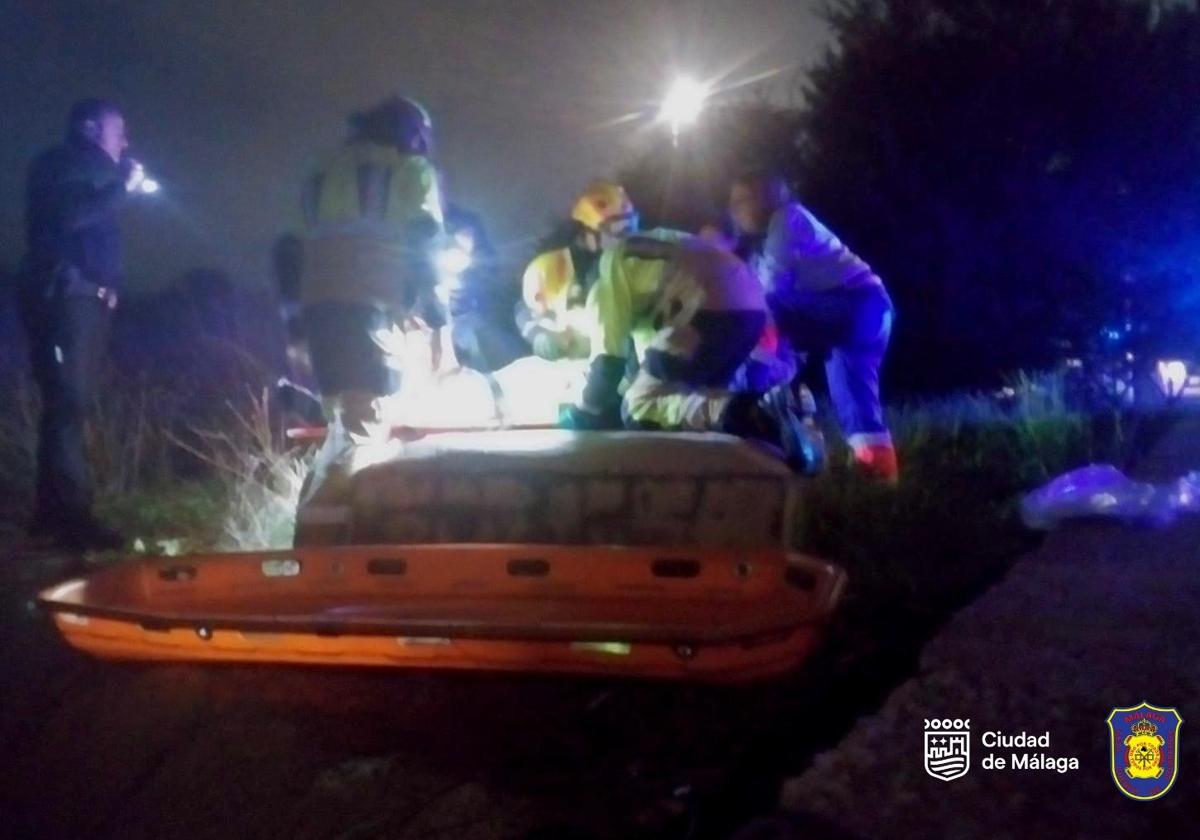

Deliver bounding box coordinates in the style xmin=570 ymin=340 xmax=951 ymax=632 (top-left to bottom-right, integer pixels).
xmin=158 ymin=565 xmax=197 ymax=582
xmin=367 ymin=558 xmax=408 ymax=575
xmin=262 ymin=558 xmax=301 ymax=578
xmin=652 ymin=559 xmax=701 ymax=579
xmin=508 ymin=558 xmax=550 ymax=577
xmin=785 ymin=566 xmax=818 ymax=591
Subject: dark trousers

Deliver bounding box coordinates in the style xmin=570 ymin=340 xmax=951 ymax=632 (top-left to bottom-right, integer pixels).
xmin=302 ymin=301 xmax=396 ymax=398
xmin=450 ymin=312 xmax=526 ymax=373
xmin=19 ymin=292 xmax=112 ymax=524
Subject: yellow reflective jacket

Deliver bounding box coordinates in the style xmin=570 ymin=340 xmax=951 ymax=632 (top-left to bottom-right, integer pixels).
xmin=300 ymin=142 xmax=443 ymax=312
xmin=518 ymin=247 xmax=595 ymax=358
xmin=588 ymin=230 xmax=767 ymax=363
xmin=522 ymin=248 xmax=577 ymax=319
xmin=578 ymin=230 xmax=767 ymax=414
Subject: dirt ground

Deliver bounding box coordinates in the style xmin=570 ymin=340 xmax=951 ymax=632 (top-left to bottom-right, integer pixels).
xmin=778 ymin=421 xmax=1200 ymax=839
xmin=7 ymin=421 xmax=1196 ymax=839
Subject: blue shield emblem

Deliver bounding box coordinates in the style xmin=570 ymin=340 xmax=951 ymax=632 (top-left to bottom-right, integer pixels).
xmin=1107 ymin=702 xmax=1183 ymax=801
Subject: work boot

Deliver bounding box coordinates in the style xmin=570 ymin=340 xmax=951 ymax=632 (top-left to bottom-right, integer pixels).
xmin=852 ymin=441 xmax=900 ymax=484
xmin=328 ymin=390 xmax=386 ymax=441
xmin=721 ymin=385 xmax=826 ymax=475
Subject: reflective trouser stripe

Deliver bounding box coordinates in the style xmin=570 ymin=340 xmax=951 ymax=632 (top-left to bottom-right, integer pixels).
xmin=623 ymin=372 xmax=732 ymax=431
xmin=847 ymin=431 xmax=893 ymax=451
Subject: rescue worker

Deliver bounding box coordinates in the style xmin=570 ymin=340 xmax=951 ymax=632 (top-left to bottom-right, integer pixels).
xmin=697 ymin=213 xmax=738 ymax=252
xmin=17 ymin=98 xmax=150 ymax=551
xmin=299 ymin=95 xmax=447 ymax=437
xmin=730 ymin=171 xmax=898 ymax=481
xmin=442 ymin=200 xmax=525 ymax=372
xmin=563 ymin=230 xmax=824 ymax=473
xmin=698 ymin=214 xmax=798 ymax=394
xmin=517 ymin=181 xmax=638 ymax=360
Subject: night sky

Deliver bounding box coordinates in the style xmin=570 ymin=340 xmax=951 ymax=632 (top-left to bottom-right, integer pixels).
xmin=0 ymin=0 xmax=829 ymax=293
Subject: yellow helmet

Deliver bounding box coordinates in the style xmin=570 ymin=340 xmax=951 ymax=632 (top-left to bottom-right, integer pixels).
xmin=571 ymin=181 xmax=638 ymax=235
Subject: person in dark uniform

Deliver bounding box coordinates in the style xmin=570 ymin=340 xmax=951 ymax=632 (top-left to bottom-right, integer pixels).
xmin=441 ymin=201 xmax=525 ymax=373
xmin=18 ymin=98 xmax=149 ymax=550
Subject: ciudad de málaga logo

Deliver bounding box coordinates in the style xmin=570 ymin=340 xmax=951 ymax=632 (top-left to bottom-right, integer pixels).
xmin=924 ymin=718 xmax=1079 ymax=782
xmin=925 ymin=705 xmax=1181 ymax=799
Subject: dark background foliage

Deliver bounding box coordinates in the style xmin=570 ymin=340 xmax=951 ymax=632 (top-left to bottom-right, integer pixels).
xmin=623 ymin=0 xmax=1200 ymax=395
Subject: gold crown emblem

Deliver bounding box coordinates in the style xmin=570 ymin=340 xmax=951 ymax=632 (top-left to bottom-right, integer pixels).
xmin=1130 ymin=719 xmax=1158 ymax=737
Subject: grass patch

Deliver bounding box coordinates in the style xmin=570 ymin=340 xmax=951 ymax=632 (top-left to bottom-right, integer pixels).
xmin=799 ymin=372 xmax=1126 ymax=614
xmin=96 ymin=480 xmax=226 ymax=554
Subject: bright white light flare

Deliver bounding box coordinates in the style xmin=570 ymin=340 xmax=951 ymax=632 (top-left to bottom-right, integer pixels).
xmin=659 ymin=76 xmax=710 ymax=141
xmin=1156 ymin=359 xmax=1189 ymax=396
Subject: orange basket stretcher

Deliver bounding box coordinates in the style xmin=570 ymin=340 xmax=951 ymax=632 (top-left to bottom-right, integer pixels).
xmin=38 ymin=543 xmax=844 ymax=683
xmin=40 ymin=430 xmax=847 ymax=682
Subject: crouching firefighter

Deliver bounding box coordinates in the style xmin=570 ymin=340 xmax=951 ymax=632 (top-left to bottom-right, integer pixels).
xmin=299 ymin=96 xmax=447 ymax=441
xmin=562 ymin=231 xmax=825 ymax=474
xmin=517 ymin=181 xmax=639 ymax=361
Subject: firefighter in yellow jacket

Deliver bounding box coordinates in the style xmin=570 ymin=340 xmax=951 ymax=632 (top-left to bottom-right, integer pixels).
xmin=517 ymin=181 xmax=638 ymax=360
xmin=300 ymin=96 xmax=446 ymax=434
xmin=563 ymin=230 xmax=825 ymax=473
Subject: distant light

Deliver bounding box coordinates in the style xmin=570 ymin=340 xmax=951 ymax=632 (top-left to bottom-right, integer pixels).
xmin=434 ymin=245 xmax=473 ymax=304
xmin=659 ymin=76 xmax=710 ymax=142
xmin=436 ymin=245 xmax=472 ymax=278
xmin=1156 ymin=359 xmax=1189 ymax=396
xmin=139 ymin=177 xmax=161 ymax=195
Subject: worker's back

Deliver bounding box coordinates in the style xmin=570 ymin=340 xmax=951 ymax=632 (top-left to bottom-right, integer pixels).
xmin=300 ymin=141 xmax=443 ymax=312
xmin=589 ymin=230 xmax=766 ymax=362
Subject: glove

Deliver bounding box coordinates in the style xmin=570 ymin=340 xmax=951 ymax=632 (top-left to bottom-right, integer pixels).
xmin=558 ymin=404 xmax=606 ymax=430
xmin=558 ymin=402 xmax=624 ymax=430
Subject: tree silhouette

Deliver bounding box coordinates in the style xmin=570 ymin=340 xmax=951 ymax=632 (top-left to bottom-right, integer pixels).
xmin=801 ymin=0 xmax=1200 ymax=391
xmin=621 ymin=0 xmax=1200 ymax=394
